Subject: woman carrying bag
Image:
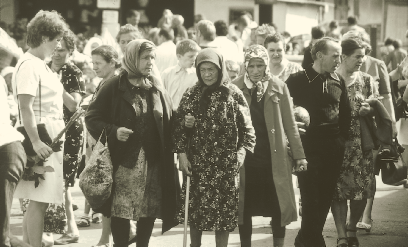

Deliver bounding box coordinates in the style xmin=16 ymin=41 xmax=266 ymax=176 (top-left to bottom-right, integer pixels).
xmin=85 ymin=39 xmax=180 ymax=247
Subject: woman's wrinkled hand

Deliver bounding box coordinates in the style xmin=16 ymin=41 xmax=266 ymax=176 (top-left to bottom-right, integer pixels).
xmin=359 ymin=102 xmax=371 ymax=116
xmin=178 ymin=153 xmax=192 ymax=176
xmin=185 ymin=113 xmax=195 ymax=128
xmin=293 ymin=159 xmax=308 ymax=175
xmin=116 ymin=127 xmax=133 ymax=142
xmin=32 ymin=140 xmax=53 ymax=160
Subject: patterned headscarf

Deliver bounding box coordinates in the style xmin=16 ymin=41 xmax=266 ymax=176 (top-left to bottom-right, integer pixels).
xmin=122 ymin=39 xmax=163 ymax=91
xmin=244 ymin=45 xmax=272 ymax=101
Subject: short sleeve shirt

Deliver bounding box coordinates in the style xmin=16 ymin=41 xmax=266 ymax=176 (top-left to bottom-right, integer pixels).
xmin=13 ymin=52 xmax=63 ymax=119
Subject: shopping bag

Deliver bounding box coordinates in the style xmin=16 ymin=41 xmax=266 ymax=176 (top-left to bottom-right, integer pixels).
xmin=79 ymin=129 xmax=113 ymax=209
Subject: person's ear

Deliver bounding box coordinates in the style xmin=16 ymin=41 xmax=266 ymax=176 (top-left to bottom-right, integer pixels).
xmin=177 ymin=54 xmax=182 ymax=60
xmin=341 ymin=54 xmax=346 ymax=61
xmin=42 ymin=36 xmax=49 ymax=44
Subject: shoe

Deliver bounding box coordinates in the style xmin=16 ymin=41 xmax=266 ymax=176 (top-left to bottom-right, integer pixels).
xmin=337 ymin=237 xmax=348 ymax=247
xmin=72 ymin=204 xmax=78 ymax=211
xmin=92 ymin=244 xmax=110 ymax=247
xmin=76 ymin=216 xmax=90 ymax=227
xmin=92 ymin=213 xmax=102 ymax=224
xmin=54 ymin=233 xmax=79 ymax=245
xmin=356 ymin=220 xmax=372 ymax=233
xmin=346 ymin=229 xmax=359 ymax=247
xmin=42 ymin=232 xmax=53 ymax=247
xmin=10 ymin=235 xmax=32 ymax=247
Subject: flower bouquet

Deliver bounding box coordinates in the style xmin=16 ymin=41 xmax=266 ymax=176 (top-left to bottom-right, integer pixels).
xmin=22 ymin=109 xmax=85 ymax=187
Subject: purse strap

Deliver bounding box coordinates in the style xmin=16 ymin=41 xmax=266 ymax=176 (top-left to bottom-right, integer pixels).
xmin=16 ymin=59 xmax=42 ymax=124
xmin=96 ymin=128 xmax=108 ymax=146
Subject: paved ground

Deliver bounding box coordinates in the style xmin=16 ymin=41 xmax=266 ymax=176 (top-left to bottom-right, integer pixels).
xmin=10 ymin=175 xmax=408 ymax=247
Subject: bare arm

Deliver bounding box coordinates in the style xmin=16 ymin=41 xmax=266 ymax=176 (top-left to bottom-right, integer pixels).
xmin=403 ymin=85 xmax=408 ymax=103
xmin=63 ymin=90 xmax=81 ymax=112
xmin=19 ymin=94 xmax=53 ymax=160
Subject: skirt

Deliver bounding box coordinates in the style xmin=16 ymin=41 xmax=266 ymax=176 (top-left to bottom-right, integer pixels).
xmin=14 ymin=116 xmax=65 ymax=204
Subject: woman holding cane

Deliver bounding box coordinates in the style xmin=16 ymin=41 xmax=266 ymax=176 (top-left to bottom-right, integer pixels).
xmin=174 ymin=48 xmax=256 ymax=247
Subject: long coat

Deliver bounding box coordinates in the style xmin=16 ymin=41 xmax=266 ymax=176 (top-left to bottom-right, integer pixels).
xmin=233 ymin=75 xmax=306 ymax=226
xmin=85 ymin=71 xmax=180 ymax=233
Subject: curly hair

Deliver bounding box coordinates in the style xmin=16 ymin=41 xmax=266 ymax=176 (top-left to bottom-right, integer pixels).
xmin=264 ymin=32 xmax=285 ymax=49
xmin=26 ymin=10 xmax=67 ymax=48
xmin=91 ymin=45 xmax=121 ymax=69
xmin=62 ymin=30 xmax=76 ymax=52
xmin=116 ymin=24 xmax=143 ymax=43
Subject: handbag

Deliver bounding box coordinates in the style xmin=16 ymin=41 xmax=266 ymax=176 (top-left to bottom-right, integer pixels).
xmin=79 ymin=129 xmax=113 ymax=210
xmin=379 ymin=139 xmax=407 ymax=185
xmin=15 ymin=61 xmax=52 ymax=156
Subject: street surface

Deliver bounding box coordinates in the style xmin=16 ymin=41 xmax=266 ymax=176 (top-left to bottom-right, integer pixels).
xmin=10 ymin=175 xmax=408 ymax=247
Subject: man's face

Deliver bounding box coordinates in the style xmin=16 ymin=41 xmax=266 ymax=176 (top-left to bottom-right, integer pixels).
xmin=178 ymin=51 xmax=198 ymax=68
xmin=127 ymin=15 xmax=140 ymax=26
xmin=320 ymin=41 xmax=341 ymax=73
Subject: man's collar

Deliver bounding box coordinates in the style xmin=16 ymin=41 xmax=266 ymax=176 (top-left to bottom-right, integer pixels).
xmin=306 ymin=67 xmax=340 ymax=82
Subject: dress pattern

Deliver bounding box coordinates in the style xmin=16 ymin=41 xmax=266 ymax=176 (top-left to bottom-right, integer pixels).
xmin=333 ymin=72 xmax=377 ymax=201
xmin=49 ymin=62 xmax=85 ymax=187
xmin=173 ymin=81 xmax=255 ymax=231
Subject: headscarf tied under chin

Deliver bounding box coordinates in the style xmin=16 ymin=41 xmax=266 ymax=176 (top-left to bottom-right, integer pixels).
xmin=195 ymin=48 xmax=231 ymax=111
xmin=122 ymin=39 xmax=163 ymax=90
xmin=244 ymin=45 xmax=272 ymax=101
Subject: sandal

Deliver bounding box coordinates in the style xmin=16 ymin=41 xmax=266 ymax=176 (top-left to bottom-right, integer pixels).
xmin=337 ymin=237 xmax=348 ymax=247
xmin=346 ymin=229 xmax=359 ymax=247
xmin=76 ymin=216 xmax=90 ymax=227
xmin=356 ymin=220 xmax=373 ymax=233
xmin=92 ymin=213 xmax=102 ymax=224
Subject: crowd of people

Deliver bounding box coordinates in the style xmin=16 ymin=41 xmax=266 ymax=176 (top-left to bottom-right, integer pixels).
xmin=0 ymin=7 xmax=407 ymax=247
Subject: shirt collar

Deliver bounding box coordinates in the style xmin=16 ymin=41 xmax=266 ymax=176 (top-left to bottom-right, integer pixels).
xmin=305 ymin=67 xmax=340 ymax=82
xmin=175 ymin=63 xmax=195 ymax=74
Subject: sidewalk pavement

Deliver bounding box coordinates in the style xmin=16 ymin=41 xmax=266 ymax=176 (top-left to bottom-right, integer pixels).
xmin=10 ymin=175 xmax=408 ymax=247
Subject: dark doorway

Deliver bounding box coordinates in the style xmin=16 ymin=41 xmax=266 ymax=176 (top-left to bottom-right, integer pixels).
xmin=258 ymin=4 xmax=272 ymax=26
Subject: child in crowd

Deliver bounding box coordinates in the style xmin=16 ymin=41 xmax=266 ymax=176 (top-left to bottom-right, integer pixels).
xmin=225 ymin=60 xmax=241 ymax=81
xmin=161 ymin=39 xmax=201 ymax=111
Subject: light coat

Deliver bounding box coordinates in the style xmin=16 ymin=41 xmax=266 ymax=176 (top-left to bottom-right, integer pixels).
xmin=233 ymin=75 xmax=306 ymax=226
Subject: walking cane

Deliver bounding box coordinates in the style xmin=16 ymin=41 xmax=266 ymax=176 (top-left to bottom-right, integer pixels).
xmin=183 ymin=118 xmax=193 ymax=247
xmin=183 ymin=175 xmax=191 ymax=247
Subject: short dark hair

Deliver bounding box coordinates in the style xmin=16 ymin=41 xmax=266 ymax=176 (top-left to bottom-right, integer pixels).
xmin=214 ymin=20 xmax=228 ymax=36
xmin=91 ymin=45 xmax=121 ymax=68
xmin=176 ymin=39 xmax=201 ymax=55
xmin=329 ymin=21 xmax=338 ymax=29
xmin=392 ymin=39 xmax=402 ymax=49
xmin=127 ymin=10 xmax=140 ymax=18
xmin=311 ymin=26 xmax=325 ymax=40
xmin=197 ymin=20 xmax=216 ymax=41
xmin=62 ymin=29 xmax=76 ymax=52
xmin=341 ymin=38 xmax=364 ymax=56
xmin=347 ymin=16 xmax=358 ymax=25
xmin=26 ymin=10 xmax=67 ymax=48
xmin=311 ymin=37 xmax=339 ymax=61
xmin=263 ymin=33 xmax=286 ymax=49
xmin=384 ymin=37 xmax=394 ymax=46
xmin=116 ymin=24 xmax=142 ymax=42
xmin=159 ymin=28 xmax=175 ymax=41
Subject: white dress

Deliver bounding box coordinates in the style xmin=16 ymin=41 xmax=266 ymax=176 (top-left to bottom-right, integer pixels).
xmin=13 ymin=52 xmax=65 ymax=204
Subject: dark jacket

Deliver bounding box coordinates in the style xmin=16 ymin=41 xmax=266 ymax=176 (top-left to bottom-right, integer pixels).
xmin=85 ymin=71 xmax=180 ymax=233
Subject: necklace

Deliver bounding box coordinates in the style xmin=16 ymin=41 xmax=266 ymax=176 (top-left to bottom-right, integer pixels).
xmin=305 ymin=70 xmax=320 ymax=83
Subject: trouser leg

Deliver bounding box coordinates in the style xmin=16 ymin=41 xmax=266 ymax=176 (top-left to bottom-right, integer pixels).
xmin=238 ymin=211 xmax=252 ymax=247
xmin=296 ymin=138 xmax=344 ymax=247
xmin=0 ymin=142 xmax=25 ymax=247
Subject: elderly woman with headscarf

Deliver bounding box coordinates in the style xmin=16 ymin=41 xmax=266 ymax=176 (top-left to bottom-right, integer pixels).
xmin=85 ymin=39 xmax=180 ymax=247
xmin=232 ymin=45 xmax=307 ymax=247
xmin=174 ymin=48 xmax=256 ymax=247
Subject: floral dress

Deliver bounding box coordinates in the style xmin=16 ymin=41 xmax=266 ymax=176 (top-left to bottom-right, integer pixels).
xmin=173 ymin=81 xmax=255 ymax=232
xmin=333 ymin=72 xmax=378 ymax=201
xmin=52 ymin=62 xmax=85 ymax=187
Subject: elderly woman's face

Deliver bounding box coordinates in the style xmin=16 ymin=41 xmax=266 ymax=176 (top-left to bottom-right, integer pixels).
xmin=199 ymin=62 xmax=219 ymax=86
xmin=266 ymin=41 xmax=285 ymax=65
xmin=119 ymin=32 xmax=138 ymax=53
xmin=92 ymin=54 xmax=114 ymax=79
xmin=139 ymin=50 xmax=156 ymax=76
xmin=247 ymin=58 xmax=266 ymax=82
xmin=342 ymin=48 xmax=365 ymax=73
xmin=52 ymin=39 xmax=71 ymax=65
